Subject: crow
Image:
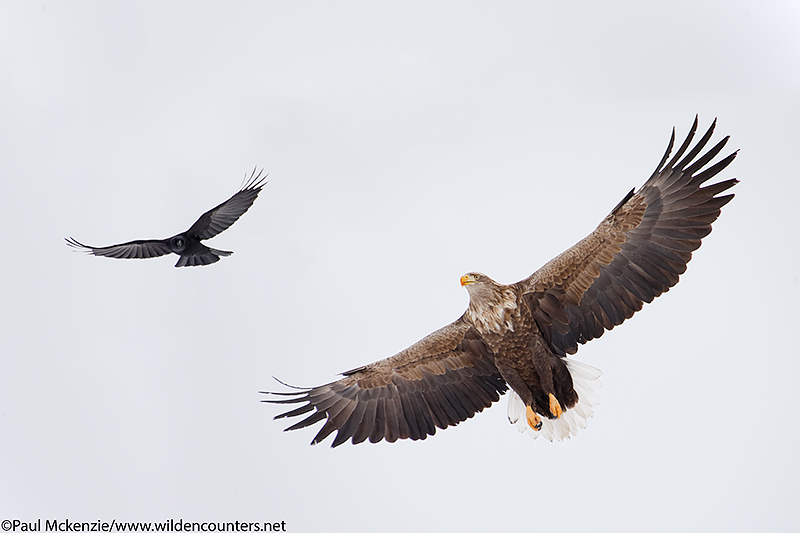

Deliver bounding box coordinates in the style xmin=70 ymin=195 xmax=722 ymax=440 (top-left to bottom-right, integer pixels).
xmin=66 ymin=168 xmax=267 ymax=267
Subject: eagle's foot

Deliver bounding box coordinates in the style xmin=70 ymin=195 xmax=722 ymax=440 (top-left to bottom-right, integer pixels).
xmin=525 ymin=406 xmax=542 ymax=431
xmin=548 ymin=393 xmax=563 ymax=418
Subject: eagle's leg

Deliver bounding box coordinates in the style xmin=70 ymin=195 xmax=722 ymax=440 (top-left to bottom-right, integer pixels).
xmin=531 ymin=337 xmax=564 ymax=419
xmin=525 ymin=406 xmax=543 ymax=430
xmin=548 ymin=393 xmax=563 ymax=418
xmin=495 ymin=354 xmax=551 ymax=429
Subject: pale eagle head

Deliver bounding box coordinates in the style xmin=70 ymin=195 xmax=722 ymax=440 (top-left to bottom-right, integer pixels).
xmin=460 ymin=272 xmax=518 ymax=334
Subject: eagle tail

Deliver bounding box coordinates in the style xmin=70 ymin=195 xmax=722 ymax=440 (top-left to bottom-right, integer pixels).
xmin=507 ymin=358 xmax=602 ymax=442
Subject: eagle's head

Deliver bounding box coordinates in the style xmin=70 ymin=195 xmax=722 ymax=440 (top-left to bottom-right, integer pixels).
xmin=460 ymin=272 xmax=518 ymax=334
xmin=461 ymin=272 xmax=497 ymax=297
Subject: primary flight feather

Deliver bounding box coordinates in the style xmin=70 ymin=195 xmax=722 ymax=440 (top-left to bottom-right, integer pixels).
xmin=67 ymin=168 xmax=267 ymax=267
xmin=263 ymin=117 xmax=737 ymax=447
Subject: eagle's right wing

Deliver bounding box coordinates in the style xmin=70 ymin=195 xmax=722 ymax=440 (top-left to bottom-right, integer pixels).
xmin=518 ymin=117 xmax=737 ymax=356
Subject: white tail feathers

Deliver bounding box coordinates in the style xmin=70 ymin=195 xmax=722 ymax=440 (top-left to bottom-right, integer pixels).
xmin=507 ymin=358 xmax=602 ymax=442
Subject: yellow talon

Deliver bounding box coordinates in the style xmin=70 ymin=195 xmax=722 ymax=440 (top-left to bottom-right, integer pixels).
xmin=548 ymin=393 xmax=563 ymax=418
xmin=526 ymin=406 xmax=542 ymax=431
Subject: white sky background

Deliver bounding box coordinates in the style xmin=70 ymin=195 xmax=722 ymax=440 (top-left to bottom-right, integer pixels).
xmin=2 ymin=1 xmax=799 ymax=531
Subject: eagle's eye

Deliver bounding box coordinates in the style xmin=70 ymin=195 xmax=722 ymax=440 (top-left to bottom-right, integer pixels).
xmin=474 ymin=274 xmax=480 ymax=280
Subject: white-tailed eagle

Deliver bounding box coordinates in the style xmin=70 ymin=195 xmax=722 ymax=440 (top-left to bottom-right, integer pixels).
xmin=264 ymin=117 xmax=737 ymax=446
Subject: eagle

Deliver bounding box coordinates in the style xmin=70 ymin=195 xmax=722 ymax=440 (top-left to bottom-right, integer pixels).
xmin=263 ymin=117 xmax=737 ymax=447
xmin=66 ymin=168 xmax=267 ymax=267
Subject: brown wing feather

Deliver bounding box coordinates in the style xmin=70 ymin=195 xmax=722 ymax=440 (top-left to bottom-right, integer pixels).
xmin=262 ymin=319 xmax=507 ymax=447
xmin=518 ymin=117 xmax=737 ymax=355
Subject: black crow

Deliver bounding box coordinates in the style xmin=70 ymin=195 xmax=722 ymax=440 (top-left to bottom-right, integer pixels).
xmin=67 ymin=168 xmax=267 ymax=267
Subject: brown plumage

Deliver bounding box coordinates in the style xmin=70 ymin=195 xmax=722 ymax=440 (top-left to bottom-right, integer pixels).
xmin=263 ymin=117 xmax=738 ymax=446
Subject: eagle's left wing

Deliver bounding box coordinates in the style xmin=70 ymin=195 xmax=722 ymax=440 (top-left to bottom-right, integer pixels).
xmin=262 ymin=318 xmax=507 ymax=447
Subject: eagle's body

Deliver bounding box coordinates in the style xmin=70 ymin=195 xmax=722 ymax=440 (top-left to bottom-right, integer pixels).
xmin=462 ymin=278 xmax=576 ymax=429
xmin=264 ymin=117 xmax=738 ymax=446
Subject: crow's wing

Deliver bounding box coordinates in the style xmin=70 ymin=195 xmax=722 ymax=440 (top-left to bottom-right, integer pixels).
xmin=186 ymin=168 xmax=267 ymax=240
xmin=65 ymin=237 xmax=172 ymax=259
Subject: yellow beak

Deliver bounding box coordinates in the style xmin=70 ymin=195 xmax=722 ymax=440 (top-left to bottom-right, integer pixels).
xmin=460 ymin=274 xmax=474 ymax=286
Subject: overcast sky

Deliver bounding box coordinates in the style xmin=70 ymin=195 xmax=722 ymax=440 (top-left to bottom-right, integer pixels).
xmin=2 ymin=1 xmax=799 ymax=531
